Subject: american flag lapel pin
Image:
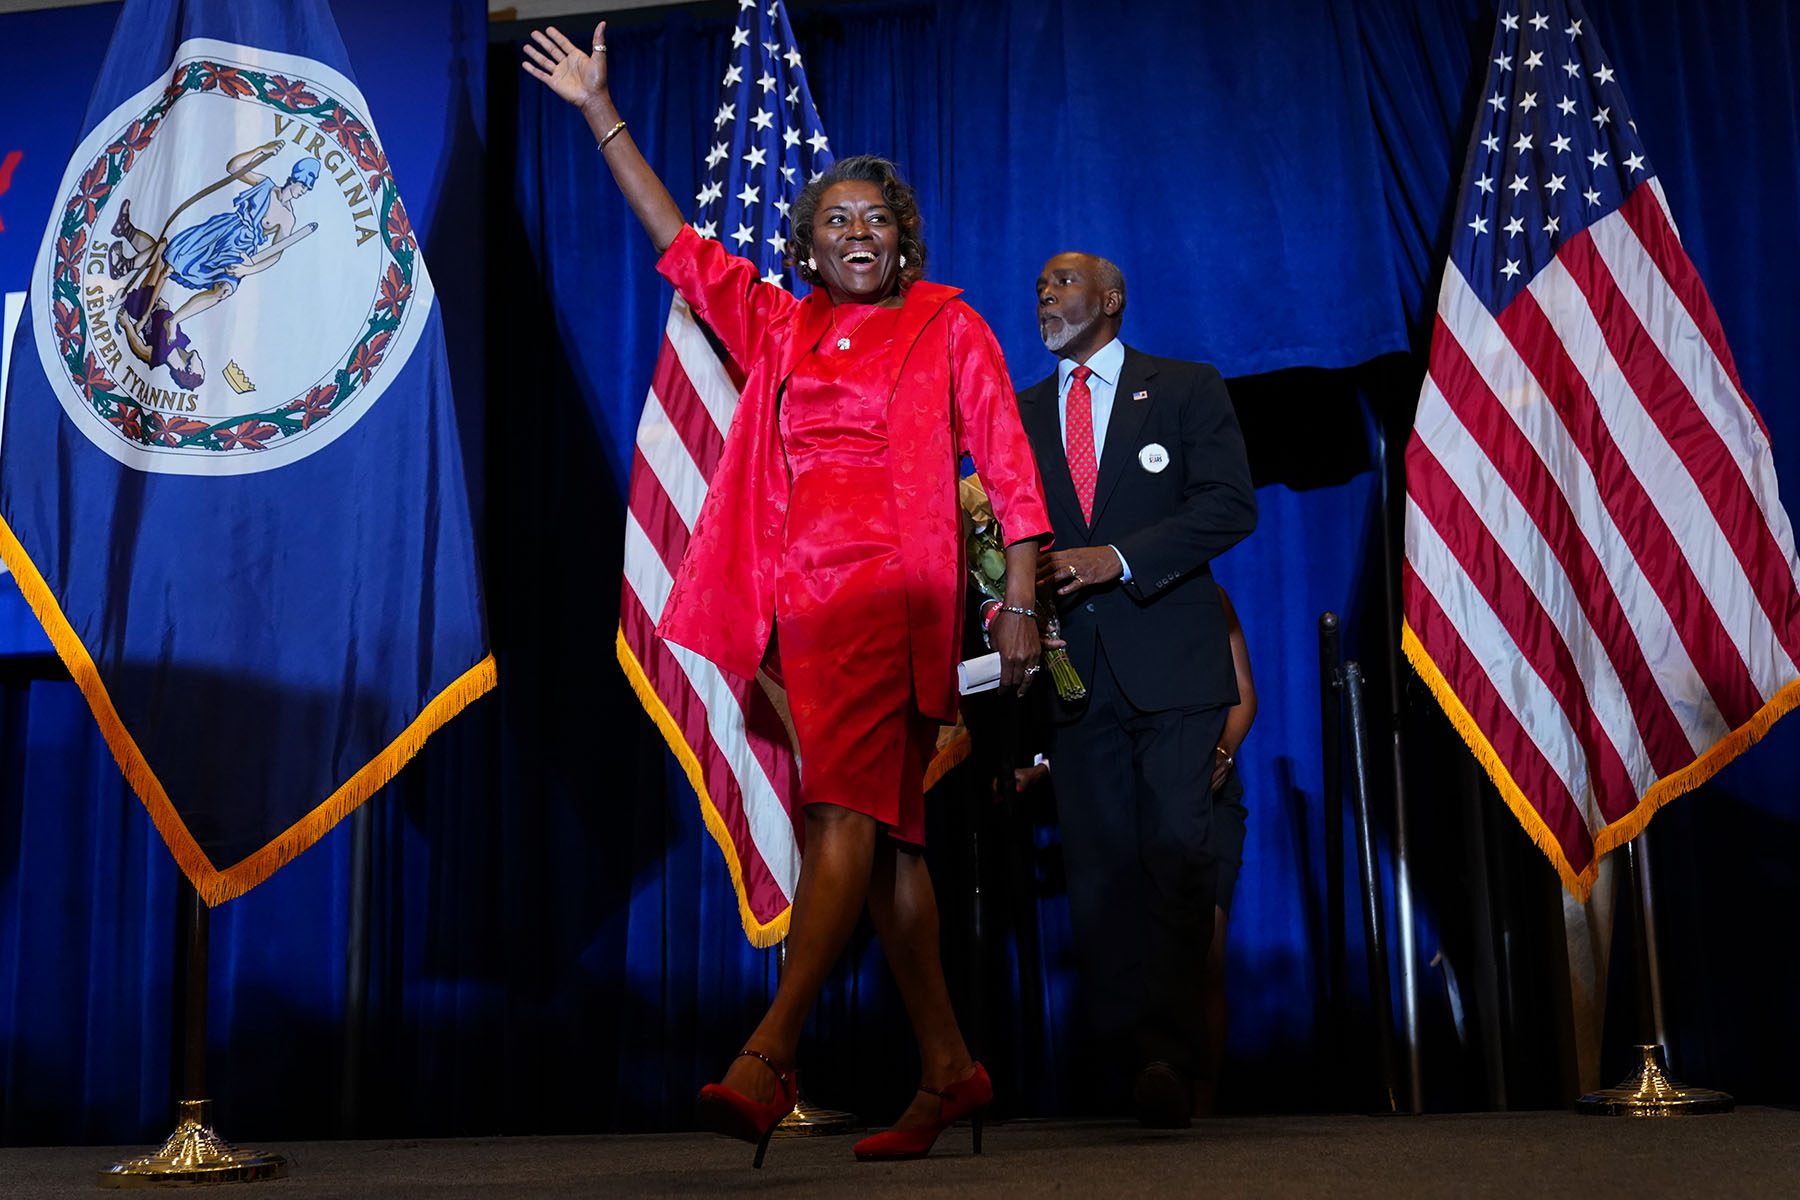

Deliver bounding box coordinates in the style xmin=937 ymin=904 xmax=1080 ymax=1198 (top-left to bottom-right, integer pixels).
xmin=1132 ymin=389 xmax=1149 ymax=401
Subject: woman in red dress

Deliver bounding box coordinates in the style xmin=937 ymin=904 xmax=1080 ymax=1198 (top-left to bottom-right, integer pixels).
xmin=524 ymin=24 xmax=1051 ymax=1166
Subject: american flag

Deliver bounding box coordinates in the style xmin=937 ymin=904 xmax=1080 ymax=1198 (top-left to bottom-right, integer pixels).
xmin=615 ymin=0 xmax=833 ymax=946
xmin=1402 ymin=0 xmax=1800 ymax=899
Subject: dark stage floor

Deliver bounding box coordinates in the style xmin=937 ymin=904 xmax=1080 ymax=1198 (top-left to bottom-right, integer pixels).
xmin=5 ymin=1109 xmax=1797 ymax=1197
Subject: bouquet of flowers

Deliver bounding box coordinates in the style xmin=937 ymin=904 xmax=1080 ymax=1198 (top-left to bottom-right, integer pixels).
xmin=959 ymin=473 xmax=1086 ymax=701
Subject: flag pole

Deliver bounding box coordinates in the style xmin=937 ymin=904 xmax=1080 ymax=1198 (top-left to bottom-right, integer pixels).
xmin=99 ymin=881 xmax=288 ymax=1186
xmin=340 ymin=801 xmax=375 ymax=1134
xmin=1631 ymin=832 xmax=1669 ymax=1052
xmin=1575 ymin=834 xmax=1733 ymax=1116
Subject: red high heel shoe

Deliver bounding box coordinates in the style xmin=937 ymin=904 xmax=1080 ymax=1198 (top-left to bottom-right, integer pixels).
xmin=852 ymin=1062 xmax=992 ymax=1161
xmin=696 ymin=1048 xmax=797 ymax=1169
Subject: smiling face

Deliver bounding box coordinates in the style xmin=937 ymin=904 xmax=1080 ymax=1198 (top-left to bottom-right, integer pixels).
xmin=810 ymin=180 xmax=902 ymax=305
xmin=1036 ymin=253 xmax=1122 ymax=363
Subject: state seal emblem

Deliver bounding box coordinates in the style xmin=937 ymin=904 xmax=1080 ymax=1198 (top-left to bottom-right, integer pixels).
xmin=31 ymin=38 xmax=434 ymax=476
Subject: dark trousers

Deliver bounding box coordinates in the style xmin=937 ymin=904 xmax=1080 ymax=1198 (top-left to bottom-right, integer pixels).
xmin=1053 ymin=641 xmax=1224 ymax=1087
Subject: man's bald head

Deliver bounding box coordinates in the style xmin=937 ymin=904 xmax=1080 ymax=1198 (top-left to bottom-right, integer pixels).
xmin=1036 ymin=252 xmax=1127 ymax=364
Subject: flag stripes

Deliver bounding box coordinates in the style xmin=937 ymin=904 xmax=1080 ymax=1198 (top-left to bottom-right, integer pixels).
xmin=1403 ymin=0 xmax=1800 ymax=897
xmin=1559 ymin=237 xmax=1800 ymax=670
xmin=1408 ymin=375 xmax=1666 ymax=789
xmin=1402 ymin=1 xmax=1800 ymax=895
xmin=1616 ymin=184 xmax=1758 ymax=425
xmin=1408 ymin=217 xmax=1800 ymax=892
xmin=1486 ymin=284 xmax=1741 ymax=751
xmin=1405 ymin=428 xmax=1645 ymax=815
xmin=620 ymin=471 xmax=799 ymax=937
xmin=1403 ymin=556 xmax=1597 ymax=871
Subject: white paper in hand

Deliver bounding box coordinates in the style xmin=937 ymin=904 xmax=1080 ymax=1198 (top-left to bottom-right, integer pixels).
xmin=958 ymin=652 xmax=1002 ymax=695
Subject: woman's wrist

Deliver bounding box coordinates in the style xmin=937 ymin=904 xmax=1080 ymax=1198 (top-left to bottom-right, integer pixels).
xmin=581 ymin=93 xmax=619 ymax=128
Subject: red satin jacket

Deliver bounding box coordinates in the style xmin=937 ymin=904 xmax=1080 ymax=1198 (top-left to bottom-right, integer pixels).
xmin=655 ymin=227 xmax=1050 ymax=722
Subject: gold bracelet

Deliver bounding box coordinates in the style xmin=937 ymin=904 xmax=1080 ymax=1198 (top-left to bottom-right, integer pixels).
xmin=597 ymin=119 xmax=627 ymax=149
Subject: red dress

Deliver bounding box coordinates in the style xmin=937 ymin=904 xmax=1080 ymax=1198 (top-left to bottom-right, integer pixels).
xmin=654 ymin=229 xmax=1050 ymax=844
xmin=777 ymin=305 xmax=937 ymax=842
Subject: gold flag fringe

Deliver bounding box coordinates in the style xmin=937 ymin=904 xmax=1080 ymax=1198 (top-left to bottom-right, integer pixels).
xmin=616 ymin=626 xmax=790 ymax=948
xmin=1402 ymin=620 xmax=1800 ymax=902
xmin=0 ymin=511 xmax=496 ymax=905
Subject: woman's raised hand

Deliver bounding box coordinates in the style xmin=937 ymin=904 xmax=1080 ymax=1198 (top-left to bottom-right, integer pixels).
xmin=522 ymin=22 xmax=609 ymax=112
xmin=521 ymin=19 xmax=682 ymax=251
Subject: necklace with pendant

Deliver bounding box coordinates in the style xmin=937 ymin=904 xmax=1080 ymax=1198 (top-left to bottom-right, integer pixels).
xmin=831 ymin=305 xmax=882 ymax=351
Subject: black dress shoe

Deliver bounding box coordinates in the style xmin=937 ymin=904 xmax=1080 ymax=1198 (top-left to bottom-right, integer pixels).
xmin=1133 ymin=1061 xmax=1191 ymax=1129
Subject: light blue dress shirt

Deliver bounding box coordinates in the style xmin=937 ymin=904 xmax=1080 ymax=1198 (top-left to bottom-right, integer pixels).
xmin=1057 ymin=337 xmax=1132 ymax=579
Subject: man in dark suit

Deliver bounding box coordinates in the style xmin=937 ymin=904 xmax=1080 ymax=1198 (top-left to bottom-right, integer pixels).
xmin=1019 ymin=251 xmax=1256 ymax=1126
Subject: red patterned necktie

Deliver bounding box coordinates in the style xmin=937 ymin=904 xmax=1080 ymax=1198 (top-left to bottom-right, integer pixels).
xmin=1066 ymin=364 xmax=1097 ymax=524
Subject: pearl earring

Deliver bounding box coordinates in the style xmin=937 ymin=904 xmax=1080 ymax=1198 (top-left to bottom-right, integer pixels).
xmin=900 ymin=255 xmax=908 ymax=268
xmin=806 ymin=257 xmax=816 ymax=271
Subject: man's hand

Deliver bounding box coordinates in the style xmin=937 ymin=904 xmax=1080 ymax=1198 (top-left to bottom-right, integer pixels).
xmin=1013 ymin=762 xmax=1050 ymax=793
xmin=1038 ymin=546 xmax=1124 ymax=596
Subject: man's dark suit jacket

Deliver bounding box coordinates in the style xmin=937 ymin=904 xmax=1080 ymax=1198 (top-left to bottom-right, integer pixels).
xmin=1018 ymin=346 xmax=1257 ymax=713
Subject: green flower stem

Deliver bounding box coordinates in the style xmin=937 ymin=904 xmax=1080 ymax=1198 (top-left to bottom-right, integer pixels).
xmin=1045 ymin=647 xmax=1086 ymax=702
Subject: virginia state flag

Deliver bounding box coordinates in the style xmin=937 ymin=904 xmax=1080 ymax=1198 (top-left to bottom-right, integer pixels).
xmin=0 ymin=0 xmax=493 ymax=903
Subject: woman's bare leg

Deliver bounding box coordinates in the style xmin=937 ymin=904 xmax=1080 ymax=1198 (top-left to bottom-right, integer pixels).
xmin=719 ymin=802 xmax=877 ymax=1101
xmin=865 ymin=837 xmax=975 ymax=1127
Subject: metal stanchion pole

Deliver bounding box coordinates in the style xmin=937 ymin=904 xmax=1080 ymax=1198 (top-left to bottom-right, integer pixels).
xmin=1373 ymin=414 xmax=1424 ymax=1114
xmin=772 ymin=939 xmax=859 ymax=1136
xmin=1577 ymin=834 xmax=1732 ymax=1116
xmin=1318 ymin=613 xmax=1348 ymax=1096
xmin=1343 ymin=662 xmax=1401 ymax=1114
xmin=100 ymin=881 xmax=288 ymax=1186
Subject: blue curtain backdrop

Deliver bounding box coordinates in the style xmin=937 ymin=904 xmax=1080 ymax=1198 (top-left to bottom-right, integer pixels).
xmin=2 ymin=0 xmax=1798 ymax=1144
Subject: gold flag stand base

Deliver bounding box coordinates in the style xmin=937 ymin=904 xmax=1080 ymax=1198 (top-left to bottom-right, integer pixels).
xmin=773 ymin=1096 xmax=859 ymax=1137
xmin=99 ymin=1100 xmax=289 ymax=1187
xmin=1576 ymin=1044 xmax=1734 ymax=1117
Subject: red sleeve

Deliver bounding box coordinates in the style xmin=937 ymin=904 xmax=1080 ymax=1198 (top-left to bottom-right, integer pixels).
xmin=947 ymin=301 xmax=1051 ymax=547
xmin=655 ymin=225 xmax=801 ymax=367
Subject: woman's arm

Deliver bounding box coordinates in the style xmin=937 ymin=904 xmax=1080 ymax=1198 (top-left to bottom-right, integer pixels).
xmin=989 ymin=541 xmax=1043 ymax=692
xmin=524 ymin=22 xmax=794 ymax=362
xmin=946 ymin=304 xmax=1050 ymax=693
xmin=1211 ymin=586 xmax=1257 ymax=790
xmin=225 ymin=142 xmax=277 ymax=187
xmin=522 ymin=23 xmax=684 ymax=252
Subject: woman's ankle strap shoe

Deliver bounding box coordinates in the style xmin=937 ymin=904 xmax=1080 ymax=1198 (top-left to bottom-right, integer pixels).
xmin=852 ymin=1062 xmax=992 ymax=1161
xmin=696 ymin=1049 xmax=798 ymax=1169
